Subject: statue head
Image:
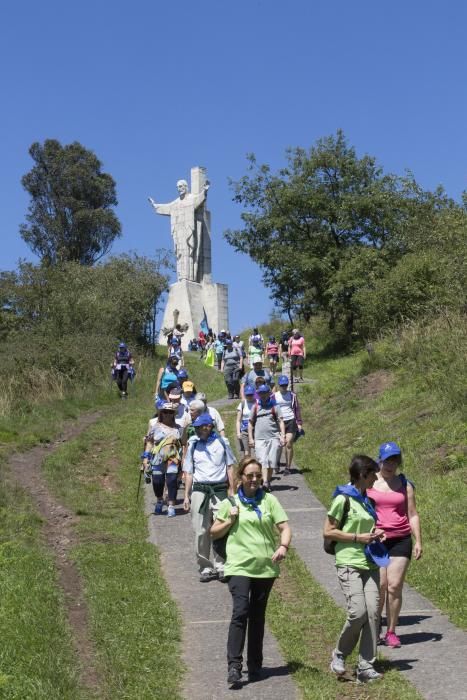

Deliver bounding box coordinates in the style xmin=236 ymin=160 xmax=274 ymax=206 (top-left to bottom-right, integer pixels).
xmin=177 ymin=180 xmax=189 ymax=197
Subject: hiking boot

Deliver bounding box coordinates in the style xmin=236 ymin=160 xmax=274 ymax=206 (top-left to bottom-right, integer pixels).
xmin=167 ymin=505 xmax=176 ymax=518
xmin=199 ymin=569 xmax=217 ymax=583
xmin=154 ymin=501 xmax=164 ymax=515
xmin=384 ymin=631 xmax=401 ymax=647
xmin=356 ymin=667 xmax=382 ymax=683
xmin=227 ymin=667 xmax=242 ymax=686
xmin=330 ymin=649 xmax=345 ymax=676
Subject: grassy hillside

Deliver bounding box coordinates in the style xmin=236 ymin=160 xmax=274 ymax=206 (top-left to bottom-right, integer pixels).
xmin=292 ymin=350 xmax=467 ymax=628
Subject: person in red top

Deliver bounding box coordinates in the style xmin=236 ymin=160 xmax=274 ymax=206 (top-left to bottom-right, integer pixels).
xmin=367 ymin=442 xmax=422 ymax=649
xmin=265 ymin=336 xmax=280 ymax=376
xmin=288 ymin=329 xmax=306 ymax=382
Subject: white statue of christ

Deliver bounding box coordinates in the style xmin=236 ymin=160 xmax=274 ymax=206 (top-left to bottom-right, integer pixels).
xmin=148 ymin=176 xmax=210 ymax=283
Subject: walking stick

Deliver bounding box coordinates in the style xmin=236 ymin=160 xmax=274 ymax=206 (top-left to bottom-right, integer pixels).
xmin=136 ymin=469 xmax=143 ymax=504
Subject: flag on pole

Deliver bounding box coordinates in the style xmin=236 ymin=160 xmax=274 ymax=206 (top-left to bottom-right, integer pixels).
xmin=200 ymin=308 xmax=209 ymax=335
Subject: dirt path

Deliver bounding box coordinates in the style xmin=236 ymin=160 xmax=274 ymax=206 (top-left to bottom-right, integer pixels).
xmin=8 ymin=411 xmax=103 ymax=694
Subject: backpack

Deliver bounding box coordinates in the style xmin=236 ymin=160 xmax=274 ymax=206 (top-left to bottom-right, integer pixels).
xmin=249 ymin=401 xmax=278 ymax=426
xmin=211 ymin=496 xmax=237 ymax=559
xmin=323 ymin=495 xmax=350 ymax=555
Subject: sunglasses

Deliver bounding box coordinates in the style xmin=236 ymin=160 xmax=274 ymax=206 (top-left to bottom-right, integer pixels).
xmin=242 ymin=473 xmax=262 ymax=481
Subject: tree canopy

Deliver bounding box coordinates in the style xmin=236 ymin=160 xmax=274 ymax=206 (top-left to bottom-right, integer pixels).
xmin=225 ymin=130 xmax=466 ymax=340
xmin=20 ymin=139 xmax=121 ymax=265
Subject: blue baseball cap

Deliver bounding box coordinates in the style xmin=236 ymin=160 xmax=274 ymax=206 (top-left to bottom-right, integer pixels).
xmin=244 ymin=384 xmax=255 ymax=396
xmin=119 ymin=342 xmax=126 ymax=348
xmin=278 ymin=375 xmax=289 ymax=386
xmin=192 ymin=413 xmax=214 ymax=427
xmin=378 ymin=442 xmax=402 ymax=461
xmin=257 ymin=384 xmax=270 ymax=393
xmin=365 ymin=540 xmax=390 ymax=568
xmin=178 ymin=369 xmax=189 ymax=379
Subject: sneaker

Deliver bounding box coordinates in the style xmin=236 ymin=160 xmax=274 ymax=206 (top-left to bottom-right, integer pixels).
xmin=356 ymin=667 xmax=382 ymax=683
xmin=283 ymin=468 xmax=291 ymax=476
xmin=154 ymin=501 xmax=164 ymax=515
xmin=167 ymin=505 xmax=176 ymax=518
xmin=385 ymin=631 xmax=401 ymax=648
xmin=330 ymin=649 xmax=345 ymax=676
xmin=274 ymin=466 xmax=281 ymax=475
xmin=227 ymin=667 xmax=242 ymax=686
xmin=199 ymin=569 xmax=218 ymax=583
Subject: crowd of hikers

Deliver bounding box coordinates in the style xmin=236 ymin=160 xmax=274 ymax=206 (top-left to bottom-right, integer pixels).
xmin=124 ymin=324 xmax=422 ymax=688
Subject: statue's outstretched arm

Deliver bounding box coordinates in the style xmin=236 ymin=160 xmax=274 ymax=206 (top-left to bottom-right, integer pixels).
xmin=148 ymin=197 xmax=172 ymax=216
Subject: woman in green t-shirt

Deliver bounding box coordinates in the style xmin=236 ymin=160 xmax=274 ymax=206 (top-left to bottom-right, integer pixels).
xmin=323 ymin=455 xmax=386 ymax=683
xmin=211 ymin=456 xmax=291 ymax=687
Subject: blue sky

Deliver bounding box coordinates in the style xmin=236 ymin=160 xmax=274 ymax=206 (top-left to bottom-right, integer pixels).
xmin=1 ymin=0 xmax=466 ymax=333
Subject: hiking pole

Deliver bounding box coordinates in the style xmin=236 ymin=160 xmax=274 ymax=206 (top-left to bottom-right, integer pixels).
xmin=136 ymin=468 xmax=143 ymax=504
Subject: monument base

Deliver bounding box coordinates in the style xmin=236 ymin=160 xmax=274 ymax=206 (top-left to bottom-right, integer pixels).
xmin=159 ymin=280 xmax=229 ymax=350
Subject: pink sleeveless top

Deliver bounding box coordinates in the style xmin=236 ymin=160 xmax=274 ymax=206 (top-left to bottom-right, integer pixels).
xmin=367 ymin=484 xmax=412 ymax=539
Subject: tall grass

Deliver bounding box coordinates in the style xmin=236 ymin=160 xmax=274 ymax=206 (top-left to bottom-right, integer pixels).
xmin=362 ymin=311 xmax=467 ymax=413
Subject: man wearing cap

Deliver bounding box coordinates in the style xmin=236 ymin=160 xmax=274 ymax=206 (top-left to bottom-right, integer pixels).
xmin=167 ymin=386 xmax=190 ymax=435
xmin=248 ymin=384 xmax=285 ymax=491
xmin=221 ymin=338 xmax=243 ymax=399
xmin=241 ymin=359 xmax=272 ymax=399
xmin=183 ymin=413 xmax=236 ymax=582
xmin=236 ymin=384 xmax=256 ymax=456
xmin=274 ymin=375 xmax=303 ymax=475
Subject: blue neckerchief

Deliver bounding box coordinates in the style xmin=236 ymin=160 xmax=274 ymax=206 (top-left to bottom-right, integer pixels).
xmin=332 ymin=484 xmax=377 ymax=521
xmin=199 ymin=430 xmax=218 ymax=444
xmin=237 ymin=486 xmax=264 ymax=519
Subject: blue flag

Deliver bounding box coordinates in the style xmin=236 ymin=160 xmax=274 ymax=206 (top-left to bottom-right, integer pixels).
xmin=200 ymin=308 xmax=209 ymax=335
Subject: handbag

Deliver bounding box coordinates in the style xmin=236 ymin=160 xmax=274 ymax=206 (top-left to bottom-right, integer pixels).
xmin=212 ymin=496 xmax=237 ymax=559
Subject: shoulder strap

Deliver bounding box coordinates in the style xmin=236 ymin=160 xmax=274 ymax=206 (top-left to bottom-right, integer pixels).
xmin=339 ymin=495 xmax=350 ymax=529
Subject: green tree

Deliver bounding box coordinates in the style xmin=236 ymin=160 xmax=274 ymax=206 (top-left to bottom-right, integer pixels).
xmin=20 ymin=139 xmax=121 ymax=265
xmin=225 ymin=131 xmax=460 ymax=338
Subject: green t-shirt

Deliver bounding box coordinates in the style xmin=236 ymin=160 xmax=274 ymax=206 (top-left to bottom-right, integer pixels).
xmin=328 ymin=495 xmax=377 ymax=570
xmin=216 ymin=492 xmax=288 ymax=578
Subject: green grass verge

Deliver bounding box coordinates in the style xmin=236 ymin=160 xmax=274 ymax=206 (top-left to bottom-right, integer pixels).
xmin=293 ymin=351 xmax=467 ymax=628
xmin=39 ymin=354 xmax=184 ymax=699
xmin=0 ymin=354 xmax=177 ymax=699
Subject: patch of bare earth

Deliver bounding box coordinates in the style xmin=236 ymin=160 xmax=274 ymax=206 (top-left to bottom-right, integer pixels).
xmin=355 ymin=370 xmax=394 ymax=399
xmin=7 ymin=412 xmax=103 ymax=694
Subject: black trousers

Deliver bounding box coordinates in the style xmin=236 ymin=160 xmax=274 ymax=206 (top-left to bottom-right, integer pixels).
xmin=115 ymin=367 xmax=128 ymax=392
xmin=223 ymin=366 xmax=240 ymax=398
xmin=227 ymin=576 xmax=275 ymax=671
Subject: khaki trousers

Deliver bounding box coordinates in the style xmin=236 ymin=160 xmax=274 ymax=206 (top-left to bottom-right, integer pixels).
xmin=191 ymin=490 xmax=225 ymax=574
xmin=336 ymin=566 xmax=380 ymax=669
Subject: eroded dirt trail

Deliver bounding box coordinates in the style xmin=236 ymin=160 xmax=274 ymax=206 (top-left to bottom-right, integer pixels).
xmin=8 ymin=412 xmax=103 ymax=694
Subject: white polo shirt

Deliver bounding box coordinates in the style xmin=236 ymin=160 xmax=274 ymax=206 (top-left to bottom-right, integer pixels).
xmin=183 ymin=435 xmax=235 ymax=483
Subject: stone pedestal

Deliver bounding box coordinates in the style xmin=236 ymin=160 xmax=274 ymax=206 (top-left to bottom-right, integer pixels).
xmin=159 ymin=280 xmax=229 ymax=350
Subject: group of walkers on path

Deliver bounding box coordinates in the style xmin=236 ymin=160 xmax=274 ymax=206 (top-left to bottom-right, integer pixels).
xmin=129 ymin=326 xmax=422 ymax=689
